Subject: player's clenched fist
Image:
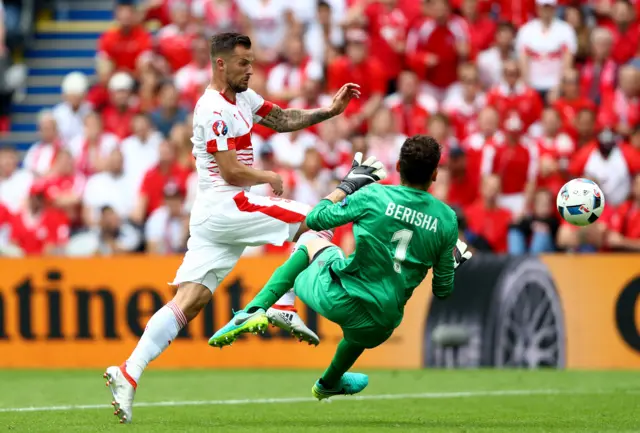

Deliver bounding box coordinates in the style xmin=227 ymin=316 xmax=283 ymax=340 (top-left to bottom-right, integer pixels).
xmin=337 ymin=152 xmax=387 ymax=195
xmin=266 ymin=171 xmax=284 ymax=196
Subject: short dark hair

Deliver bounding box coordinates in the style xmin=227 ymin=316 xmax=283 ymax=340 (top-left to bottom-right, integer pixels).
xmin=399 ymin=135 xmax=441 ymax=186
xmin=210 ymin=33 xmax=252 ymax=60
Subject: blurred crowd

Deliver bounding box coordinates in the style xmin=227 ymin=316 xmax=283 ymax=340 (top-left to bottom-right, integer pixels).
xmin=1 ymin=0 xmax=640 ymax=258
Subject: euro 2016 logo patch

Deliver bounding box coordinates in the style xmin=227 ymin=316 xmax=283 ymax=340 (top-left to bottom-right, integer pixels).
xmin=212 ymin=120 xmax=228 ymax=137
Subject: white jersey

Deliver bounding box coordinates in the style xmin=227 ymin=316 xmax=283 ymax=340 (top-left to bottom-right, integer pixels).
xmin=191 ymin=88 xmax=273 ymax=198
xmin=515 ymin=19 xmax=577 ymax=91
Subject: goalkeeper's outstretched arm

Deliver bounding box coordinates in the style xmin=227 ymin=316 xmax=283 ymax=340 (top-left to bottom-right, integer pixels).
xmin=305 ymin=187 xmax=368 ymax=232
xmin=431 ymin=221 xmax=459 ymax=299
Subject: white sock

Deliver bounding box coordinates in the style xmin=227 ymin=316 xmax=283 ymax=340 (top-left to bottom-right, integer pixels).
xmin=125 ymin=301 xmax=187 ymax=383
xmin=274 ymin=230 xmax=334 ymax=308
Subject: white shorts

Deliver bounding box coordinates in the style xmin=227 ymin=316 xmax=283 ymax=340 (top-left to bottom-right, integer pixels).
xmin=172 ymin=191 xmax=311 ymax=292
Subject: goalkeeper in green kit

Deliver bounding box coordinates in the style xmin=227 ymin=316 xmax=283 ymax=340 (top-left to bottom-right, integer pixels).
xmin=209 ymin=135 xmax=472 ymax=399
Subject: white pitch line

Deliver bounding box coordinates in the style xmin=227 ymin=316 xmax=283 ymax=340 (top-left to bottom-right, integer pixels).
xmin=0 ymin=389 xmax=600 ymax=414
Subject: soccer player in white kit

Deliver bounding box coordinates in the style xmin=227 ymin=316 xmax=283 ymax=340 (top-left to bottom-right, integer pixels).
xmin=103 ymin=33 xmax=362 ymax=424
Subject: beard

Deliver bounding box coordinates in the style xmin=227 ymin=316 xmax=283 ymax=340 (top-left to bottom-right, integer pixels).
xmin=229 ymin=79 xmax=249 ymax=93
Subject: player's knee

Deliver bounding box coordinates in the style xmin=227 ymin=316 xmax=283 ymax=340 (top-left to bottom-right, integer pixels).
xmin=304 ymin=238 xmax=336 ymax=261
xmin=173 ymin=282 xmax=212 ymax=321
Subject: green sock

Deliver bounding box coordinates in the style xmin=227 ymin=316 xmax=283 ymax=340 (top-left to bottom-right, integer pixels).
xmin=245 ymin=245 xmax=309 ymax=313
xmin=320 ymin=339 xmax=365 ymax=387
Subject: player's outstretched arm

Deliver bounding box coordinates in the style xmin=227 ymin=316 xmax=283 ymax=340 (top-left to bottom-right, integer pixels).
xmin=258 ymin=83 xmax=361 ymax=132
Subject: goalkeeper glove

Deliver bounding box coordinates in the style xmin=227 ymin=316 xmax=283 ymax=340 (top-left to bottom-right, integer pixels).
xmin=453 ymin=239 xmax=472 ymax=270
xmin=337 ymin=152 xmax=387 ymax=195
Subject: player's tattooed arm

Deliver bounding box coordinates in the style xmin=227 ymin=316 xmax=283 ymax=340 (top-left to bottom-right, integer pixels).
xmin=259 ymin=83 xmax=361 ymax=132
xmin=258 ymin=105 xmax=333 ymax=133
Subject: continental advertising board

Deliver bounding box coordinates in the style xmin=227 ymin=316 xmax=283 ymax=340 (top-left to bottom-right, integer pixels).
xmin=0 ymin=254 xmax=638 ymax=369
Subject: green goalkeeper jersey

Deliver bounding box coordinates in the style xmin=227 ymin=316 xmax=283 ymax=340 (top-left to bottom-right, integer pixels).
xmin=305 ymin=183 xmax=458 ymax=330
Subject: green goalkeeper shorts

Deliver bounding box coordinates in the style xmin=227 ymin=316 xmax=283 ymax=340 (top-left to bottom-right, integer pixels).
xmin=293 ymin=246 xmax=393 ymax=349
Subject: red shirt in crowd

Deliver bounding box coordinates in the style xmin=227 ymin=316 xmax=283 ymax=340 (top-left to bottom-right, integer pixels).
xmin=497 ymin=0 xmax=536 ymax=28
xmin=482 ymin=139 xmax=535 ymax=195
xmin=9 ymin=208 xmax=70 ymax=255
xmin=568 ymin=142 xmax=640 ymax=206
xmin=44 ymin=173 xmax=86 ymax=225
xmin=463 ymin=15 xmax=497 ymax=55
xmin=143 ymin=0 xmax=172 ymax=25
xmin=608 ymin=200 xmax=640 ymax=239
xmin=386 ymin=94 xmax=436 ymax=137
xmin=464 ymin=200 xmax=513 ymax=253
xmin=598 ymin=90 xmax=640 ymax=133
xmin=86 ymin=83 xmax=110 ymax=112
xmin=621 ymin=142 xmax=640 ymax=174
xmin=405 ymin=16 xmax=469 ymax=89
xmin=45 ymin=174 xmax=86 ymax=200
xmin=139 ymin=163 xmax=190 ymax=217
xmin=462 ymin=131 xmax=505 ymax=184
xmin=316 ymin=139 xmax=352 ymax=173
xmin=102 ymin=104 xmax=139 ymax=140
xmin=486 ymin=83 xmax=544 ymax=131
xmin=535 ymin=132 xmax=574 ymax=192
xmin=156 ymin=24 xmax=196 ymax=72
xmin=176 ymin=62 xmax=212 ymax=109
xmin=553 ymin=97 xmax=597 ymax=137
xmin=605 ymin=22 xmax=640 ymax=65
xmin=447 ymin=168 xmax=479 ymax=209
xmin=98 ymin=25 xmax=152 ymax=73
xmin=0 ymin=203 xmax=11 ymax=242
xmin=580 ymin=59 xmax=617 ymax=103
xmin=364 ymin=2 xmax=410 ymax=81
xmin=536 ymin=132 xmax=576 ymax=163
xmin=326 ymin=55 xmax=386 ymax=118
xmin=442 ymin=93 xmax=486 ymax=140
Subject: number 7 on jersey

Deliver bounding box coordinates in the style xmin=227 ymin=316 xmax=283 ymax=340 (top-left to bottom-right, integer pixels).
xmin=391 ymin=229 xmax=413 ymax=273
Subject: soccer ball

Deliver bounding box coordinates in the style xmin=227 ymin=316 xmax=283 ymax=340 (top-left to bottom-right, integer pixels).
xmin=556 ymin=178 xmax=605 ymax=227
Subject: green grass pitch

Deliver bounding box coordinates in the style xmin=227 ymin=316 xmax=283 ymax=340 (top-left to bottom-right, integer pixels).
xmin=0 ymin=370 xmax=638 ymax=432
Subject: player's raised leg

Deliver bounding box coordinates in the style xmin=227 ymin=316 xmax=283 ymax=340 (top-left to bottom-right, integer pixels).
xmin=209 ymin=237 xmax=332 ymax=347
xmin=223 ymin=191 xmax=335 ymax=345
xmin=265 ymin=229 xmax=333 ymax=344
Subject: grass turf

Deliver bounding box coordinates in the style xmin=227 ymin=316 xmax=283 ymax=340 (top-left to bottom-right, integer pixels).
xmin=0 ymin=370 xmax=638 ymax=432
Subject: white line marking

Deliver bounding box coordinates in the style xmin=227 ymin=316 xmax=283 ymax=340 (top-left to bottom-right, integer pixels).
xmin=0 ymin=389 xmax=605 ymax=413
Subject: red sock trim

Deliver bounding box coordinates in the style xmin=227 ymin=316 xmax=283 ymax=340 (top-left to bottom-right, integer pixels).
xmin=272 ymin=304 xmax=298 ymax=312
xmin=120 ymin=363 xmax=138 ymax=390
xmin=167 ymin=301 xmax=188 ymax=328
